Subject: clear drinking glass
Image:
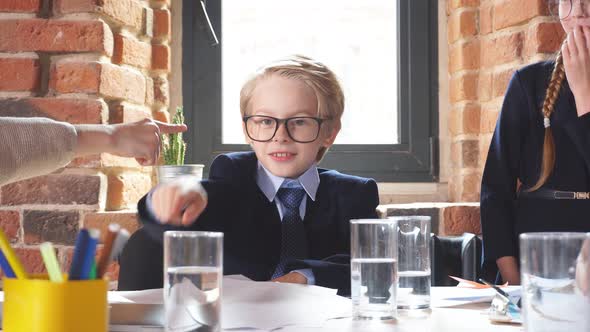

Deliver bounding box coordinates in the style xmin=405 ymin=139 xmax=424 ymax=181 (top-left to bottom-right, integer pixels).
xmin=520 ymin=232 xmax=590 ymax=332
xmin=350 ymin=219 xmax=398 ymax=320
xmin=390 ymin=216 xmax=431 ymax=309
xmin=164 ymin=231 xmax=224 ymax=332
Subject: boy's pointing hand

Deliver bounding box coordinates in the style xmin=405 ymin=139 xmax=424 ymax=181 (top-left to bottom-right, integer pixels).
xmin=151 ymin=176 xmax=208 ymax=226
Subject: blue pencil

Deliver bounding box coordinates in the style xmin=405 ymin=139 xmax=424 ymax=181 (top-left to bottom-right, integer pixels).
xmin=0 ymin=250 xmax=15 ymax=278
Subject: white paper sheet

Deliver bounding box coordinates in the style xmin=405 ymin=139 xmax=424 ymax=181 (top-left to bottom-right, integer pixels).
xmin=431 ymin=286 xmax=521 ymax=308
xmin=109 ymin=276 xmax=352 ymax=331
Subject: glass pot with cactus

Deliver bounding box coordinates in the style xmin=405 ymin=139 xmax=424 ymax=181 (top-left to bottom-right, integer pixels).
xmin=156 ymin=107 xmax=204 ymax=183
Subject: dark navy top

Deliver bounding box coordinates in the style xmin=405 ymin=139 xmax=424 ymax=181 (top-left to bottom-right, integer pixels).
xmin=118 ymin=151 xmax=379 ymax=295
xmin=481 ymin=61 xmax=590 ymax=264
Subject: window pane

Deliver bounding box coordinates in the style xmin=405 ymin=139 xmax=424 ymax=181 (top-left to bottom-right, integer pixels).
xmin=221 ymin=0 xmax=398 ymax=145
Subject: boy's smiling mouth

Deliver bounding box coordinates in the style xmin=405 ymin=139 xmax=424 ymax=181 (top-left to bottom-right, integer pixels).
xmin=269 ymin=152 xmax=296 ymax=161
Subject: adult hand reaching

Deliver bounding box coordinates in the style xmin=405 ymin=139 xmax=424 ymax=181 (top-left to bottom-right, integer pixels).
xmin=75 ymin=118 xmax=187 ymax=165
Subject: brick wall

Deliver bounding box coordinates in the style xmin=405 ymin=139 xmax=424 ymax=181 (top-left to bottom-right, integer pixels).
xmin=447 ymin=0 xmax=565 ymax=202
xmin=0 ymin=0 xmax=171 ymax=279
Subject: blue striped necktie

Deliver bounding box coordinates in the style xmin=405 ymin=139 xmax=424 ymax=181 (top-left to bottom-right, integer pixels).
xmin=272 ymin=186 xmax=308 ymax=278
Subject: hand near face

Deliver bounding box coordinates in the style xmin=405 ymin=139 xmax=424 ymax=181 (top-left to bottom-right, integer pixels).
xmin=563 ymin=26 xmax=590 ymax=117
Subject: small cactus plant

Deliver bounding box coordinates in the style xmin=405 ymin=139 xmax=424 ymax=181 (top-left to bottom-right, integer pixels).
xmin=162 ymin=107 xmax=187 ymax=165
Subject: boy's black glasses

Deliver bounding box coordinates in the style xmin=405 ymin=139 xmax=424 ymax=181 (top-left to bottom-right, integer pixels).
xmin=242 ymin=115 xmax=325 ymax=143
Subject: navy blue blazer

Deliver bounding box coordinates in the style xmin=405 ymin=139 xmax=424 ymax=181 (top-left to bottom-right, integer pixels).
xmin=481 ymin=61 xmax=590 ymax=266
xmin=118 ymin=152 xmax=379 ymax=295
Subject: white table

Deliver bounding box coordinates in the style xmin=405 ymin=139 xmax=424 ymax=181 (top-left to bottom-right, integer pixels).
xmin=110 ymin=303 xmax=522 ymax=332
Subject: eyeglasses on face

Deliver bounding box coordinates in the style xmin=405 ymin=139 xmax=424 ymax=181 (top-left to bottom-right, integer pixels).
xmin=242 ymin=115 xmax=325 ymax=143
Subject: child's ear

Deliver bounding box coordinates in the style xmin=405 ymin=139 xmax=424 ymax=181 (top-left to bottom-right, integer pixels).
xmin=322 ymin=122 xmax=340 ymax=147
xmin=242 ymin=122 xmax=252 ymax=144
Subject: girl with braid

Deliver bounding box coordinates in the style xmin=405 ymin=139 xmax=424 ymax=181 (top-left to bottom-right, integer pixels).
xmin=480 ymin=0 xmax=590 ymax=285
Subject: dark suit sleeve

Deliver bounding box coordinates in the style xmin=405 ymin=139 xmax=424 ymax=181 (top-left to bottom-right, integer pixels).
xmin=118 ymin=155 xmax=239 ymax=290
xmin=136 ymin=154 xmax=238 ymax=244
xmin=287 ymin=178 xmax=379 ymax=296
xmin=480 ymin=71 xmax=529 ymax=262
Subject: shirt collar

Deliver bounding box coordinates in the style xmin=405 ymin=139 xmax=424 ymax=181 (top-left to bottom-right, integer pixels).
xmin=256 ymin=161 xmax=319 ymax=203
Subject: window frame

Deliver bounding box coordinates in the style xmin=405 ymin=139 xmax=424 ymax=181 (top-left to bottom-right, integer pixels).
xmin=182 ymin=0 xmax=438 ymax=181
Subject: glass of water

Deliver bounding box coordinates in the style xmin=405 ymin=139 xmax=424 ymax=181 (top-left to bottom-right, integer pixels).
xmin=390 ymin=216 xmax=431 ymax=310
xmin=520 ymin=232 xmax=590 ymax=332
xmin=164 ymin=231 xmax=223 ymax=332
xmin=350 ymin=219 xmax=398 ymax=320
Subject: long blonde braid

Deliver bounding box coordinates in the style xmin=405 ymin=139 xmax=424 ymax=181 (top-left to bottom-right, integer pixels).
xmin=528 ymin=50 xmax=566 ymax=192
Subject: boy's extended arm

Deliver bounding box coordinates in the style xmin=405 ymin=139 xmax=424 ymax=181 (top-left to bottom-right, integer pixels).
xmin=137 ymin=155 xmax=239 ymax=243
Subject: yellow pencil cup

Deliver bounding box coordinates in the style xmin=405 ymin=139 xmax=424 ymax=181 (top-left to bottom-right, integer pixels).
xmin=3 ymin=275 xmax=108 ymax=332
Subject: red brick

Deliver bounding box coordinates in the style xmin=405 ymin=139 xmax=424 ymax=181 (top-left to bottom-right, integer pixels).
xmin=0 ymin=19 xmax=113 ymax=55
xmin=50 ymin=61 xmax=101 ymax=94
xmin=481 ymin=32 xmax=523 ymax=67
xmin=145 ymin=76 xmax=154 ymax=106
xmin=493 ymin=67 xmax=515 ymax=99
xmin=449 ymin=103 xmax=480 ymax=135
xmin=50 ymin=61 xmax=146 ymax=104
xmin=493 ymin=0 xmax=547 ymax=31
xmin=68 ymin=154 xmax=142 ymax=169
xmin=153 ymin=76 xmax=169 ymax=106
xmin=0 ymin=211 xmax=20 ymax=243
xmin=55 ymin=0 xmax=145 ymax=32
xmin=449 ymin=175 xmax=460 ymax=202
xmin=152 ymin=0 xmax=171 ymax=6
xmin=448 ymin=0 xmax=479 ymax=10
xmin=479 ymin=134 xmax=493 ymax=166
xmin=83 ymin=211 xmax=140 ymax=239
xmin=153 ymin=9 xmax=171 ymax=40
xmin=449 ymin=40 xmax=480 ymax=73
xmin=15 ymin=248 xmax=46 ymax=274
xmin=0 ymin=98 xmax=107 ymax=124
xmin=110 ymin=102 xmax=151 ymax=123
xmin=448 ymin=10 xmax=478 ymax=44
xmin=107 ymin=172 xmax=152 ymax=211
xmin=524 ymin=22 xmax=566 ymax=58
xmin=450 ymin=72 xmax=478 ymax=103
xmin=0 ymin=0 xmax=41 ymax=12
xmin=113 ymin=34 xmax=151 ymax=69
xmin=451 ymin=140 xmax=479 ymax=168
xmin=461 ymin=173 xmax=482 ymax=202
xmin=480 ymin=106 xmax=500 ymax=133
xmin=100 ymin=64 xmax=147 ymax=104
xmin=451 ymin=140 xmax=461 ymax=167
xmin=463 ymin=140 xmax=479 ymax=168
xmin=479 ymin=4 xmax=493 ymax=34
xmin=478 ymin=70 xmax=493 ymax=102
xmin=1 ymin=174 xmax=103 ymax=206
xmin=441 ymin=205 xmax=481 ymax=235
xmin=23 ymin=210 xmax=79 ymax=245
xmin=153 ymin=108 xmax=170 ymax=123
xmin=0 ymin=57 xmax=40 ymax=92
xmin=152 ymin=44 xmax=170 ymax=72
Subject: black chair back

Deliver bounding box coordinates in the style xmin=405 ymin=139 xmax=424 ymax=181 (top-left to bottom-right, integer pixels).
xmin=429 ymin=233 xmax=482 ymax=286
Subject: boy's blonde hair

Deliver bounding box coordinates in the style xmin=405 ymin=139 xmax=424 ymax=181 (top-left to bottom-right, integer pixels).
xmin=240 ymin=55 xmax=344 ymax=161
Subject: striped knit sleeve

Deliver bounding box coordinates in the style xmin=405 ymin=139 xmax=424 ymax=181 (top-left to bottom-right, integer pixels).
xmin=0 ymin=117 xmax=77 ymax=186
